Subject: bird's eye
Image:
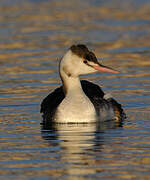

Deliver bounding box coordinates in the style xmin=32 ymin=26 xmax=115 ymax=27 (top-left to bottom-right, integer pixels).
xmin=83 ymin=60 xmax=88 ymax=64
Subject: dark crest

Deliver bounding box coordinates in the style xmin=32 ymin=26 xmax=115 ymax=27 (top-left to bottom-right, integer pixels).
xmin=70 ymin=44 xmax=99 ymax=64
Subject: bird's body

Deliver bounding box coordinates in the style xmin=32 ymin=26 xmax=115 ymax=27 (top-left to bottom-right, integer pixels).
xmin=41 ymin=45 xmax=125 ymax=123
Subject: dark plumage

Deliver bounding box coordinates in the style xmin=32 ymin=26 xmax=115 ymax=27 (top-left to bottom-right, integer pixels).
xmin=41 ymin=80 xmax=125 ymax=122
xmin=71 ymin=44 xmax=99 ymax=64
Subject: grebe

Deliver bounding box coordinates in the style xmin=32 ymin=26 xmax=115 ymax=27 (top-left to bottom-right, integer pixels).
xmin=41 ymin=44 xmax=125 ymax=123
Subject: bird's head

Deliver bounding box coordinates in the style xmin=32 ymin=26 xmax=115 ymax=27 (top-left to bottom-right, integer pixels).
xmin=60 ymin=44 xmax=118 ymax=77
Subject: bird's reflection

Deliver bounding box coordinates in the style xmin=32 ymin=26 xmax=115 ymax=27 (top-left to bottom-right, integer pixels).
xmin=41 ymin=117 xmax=123 ymax=178
xmin=41 ymin=117 xmax=123 ymax=152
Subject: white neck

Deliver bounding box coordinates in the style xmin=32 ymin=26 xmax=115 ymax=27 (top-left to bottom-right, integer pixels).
xmin=54 ymin=68 xmax=97 ymax=123
xmin=60 ymin=68 xmax=83 ymax=96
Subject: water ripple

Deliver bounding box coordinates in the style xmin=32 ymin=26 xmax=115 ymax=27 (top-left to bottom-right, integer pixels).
xmin=0 ymin=0 xmax=150 ymax=179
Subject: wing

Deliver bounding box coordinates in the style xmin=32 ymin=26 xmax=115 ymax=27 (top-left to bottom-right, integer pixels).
xmin=81 ymin=80 xmax=126 ymax=121
xmin=40 ymin=86 xmax=64 ymax=116
xmin=81 ymin=80 xmax=104 ymax=98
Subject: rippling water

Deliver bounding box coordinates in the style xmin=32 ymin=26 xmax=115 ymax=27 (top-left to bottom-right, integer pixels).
xmin=0 ymin=0 xmax=150 ymax=179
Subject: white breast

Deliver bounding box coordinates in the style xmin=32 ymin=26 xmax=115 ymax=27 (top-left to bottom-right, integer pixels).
xmin=54 ymin=92 xmax=97 ymax=123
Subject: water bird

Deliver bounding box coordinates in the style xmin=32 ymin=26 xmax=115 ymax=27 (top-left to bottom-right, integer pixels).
xmin=41 ymin=44 xmax=125 ymax=123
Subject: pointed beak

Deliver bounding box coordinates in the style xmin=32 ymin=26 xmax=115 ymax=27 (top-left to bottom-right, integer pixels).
xmin=93 ymin=63 xmax=119 ymax=74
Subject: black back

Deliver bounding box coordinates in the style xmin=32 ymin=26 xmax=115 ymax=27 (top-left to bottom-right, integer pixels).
xmin=40 ymin=80 xmax=125 ymax=122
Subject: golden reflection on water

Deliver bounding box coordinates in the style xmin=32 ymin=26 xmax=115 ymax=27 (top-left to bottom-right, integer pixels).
xmin=41 ymin=121 xmax=150 ymax=180
xmin=0 ymin=0 xmax=150 ymax=179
